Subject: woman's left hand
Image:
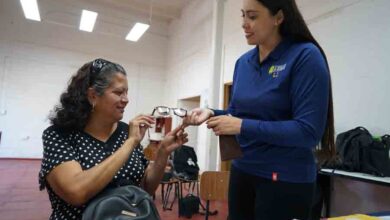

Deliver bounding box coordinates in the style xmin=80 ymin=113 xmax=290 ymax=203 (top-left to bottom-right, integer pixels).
xmin=159 ymin=125 xmax=188 ymax=156
xmin=206 ymin=115 xmax=242 ymax=136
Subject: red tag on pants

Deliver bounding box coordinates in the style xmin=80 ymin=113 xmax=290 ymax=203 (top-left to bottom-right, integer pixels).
xmin=272 ymin=172 xmax=278 ymax=182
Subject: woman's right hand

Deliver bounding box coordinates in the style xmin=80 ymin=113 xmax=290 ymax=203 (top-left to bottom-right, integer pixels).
xmin=183 ymin=108 xmax=214 ymax=126
xmin=128 ymin=115 xmax=155 ymax=143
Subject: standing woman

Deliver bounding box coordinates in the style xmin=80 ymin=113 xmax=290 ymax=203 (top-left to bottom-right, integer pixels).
xmin=185 ymin=0 xmax=335 ymax=219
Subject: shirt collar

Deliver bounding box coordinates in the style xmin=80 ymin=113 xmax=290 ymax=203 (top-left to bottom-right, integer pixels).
xmin=247 ymin=37 xmax=294 ymax=64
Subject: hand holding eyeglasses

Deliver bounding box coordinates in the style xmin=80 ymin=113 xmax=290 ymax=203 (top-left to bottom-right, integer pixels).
xmin=147 ymin=106 xmax=188 ymax=155
xmin=147 ymin=106 xmax=188 ymax=141
xmin=128 ymin=114 xmax=155 ymax=143
xmin=183 ymin=108 xmax=214 ymax=126
xmin=159 ymin=124 xmax=188 ymax=156
xmin=152 ymin=106 xmax=187 ymax=118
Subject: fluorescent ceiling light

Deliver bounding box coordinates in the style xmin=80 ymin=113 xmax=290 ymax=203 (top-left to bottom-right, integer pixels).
xmin=20 ymin=0 xmax=41 ymax=21
xmin=126 ymin=23 xmax=150 ymax=42
xmin=79 ymin=10 xmax=98 ymax=32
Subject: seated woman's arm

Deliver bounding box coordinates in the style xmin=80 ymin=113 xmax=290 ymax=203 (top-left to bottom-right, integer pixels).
xmin=141 ymin=125 xmax=188 ymax=195
xmin=45 ymin=115 xmax=153 ymax=206
xmin=46 ymin=138 xmax=138 ymax=206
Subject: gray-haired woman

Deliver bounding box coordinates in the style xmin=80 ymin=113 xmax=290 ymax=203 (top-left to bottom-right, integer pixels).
xmin=39 ymin=58 xmax=187 ymax=220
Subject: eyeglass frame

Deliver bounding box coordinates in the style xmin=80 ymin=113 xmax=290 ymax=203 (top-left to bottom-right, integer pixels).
xmin=147 ymin=106 xmax=188 ymax=141
xmin=90 ymin=58 xmax=111 ymax=75
xmin=89 ymin=58 xmax=113 ymax=86
xmin=151 ymin=106 xmax=188 ymax=118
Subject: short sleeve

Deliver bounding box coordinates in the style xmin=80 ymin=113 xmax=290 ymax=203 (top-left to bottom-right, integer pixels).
xmin=39 ymin=127 xmax=78 ymax=190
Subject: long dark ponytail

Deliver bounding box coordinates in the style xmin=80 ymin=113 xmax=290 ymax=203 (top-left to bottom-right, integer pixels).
xmin=257 ymin=0 xmax=336 ymax=164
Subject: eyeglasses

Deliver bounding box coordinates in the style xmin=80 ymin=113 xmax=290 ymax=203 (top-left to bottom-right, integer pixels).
xmin=90 ymin=58 xmax=111 ymax=75
xmin=90 ymin=58 xmax=127 ymax=86
xmin=151 ymin=106 xmax=187 ymax=118
xmin=147 ymin=106 xmax=187 ymax=141
xmin=90 ymin=58 xmax=112 ymax=86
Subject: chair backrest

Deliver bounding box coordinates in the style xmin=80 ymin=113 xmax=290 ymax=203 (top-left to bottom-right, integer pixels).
xmin=200 ymin=171 xmax=230 ymax=201
xmin=144 ymin=141 xmax=159 ymax=161
xmin=172 ymin=145 xmax=200 ymax=180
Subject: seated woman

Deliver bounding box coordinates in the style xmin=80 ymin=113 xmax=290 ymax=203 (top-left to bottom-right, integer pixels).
xmin=38 ymin=58 xmax=188 ymax=220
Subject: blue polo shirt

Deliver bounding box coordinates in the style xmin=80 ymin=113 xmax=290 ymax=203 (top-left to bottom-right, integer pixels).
xmin=214 ymin=38 xmax=330 ymax=183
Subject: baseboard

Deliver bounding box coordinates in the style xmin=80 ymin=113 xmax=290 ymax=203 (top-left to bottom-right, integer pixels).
xmin=0 ymin=157 xmax=42 ymax=161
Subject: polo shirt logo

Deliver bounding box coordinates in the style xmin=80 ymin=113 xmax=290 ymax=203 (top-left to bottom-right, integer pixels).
xmin=268 ymin=64 xmax=286 ymax=78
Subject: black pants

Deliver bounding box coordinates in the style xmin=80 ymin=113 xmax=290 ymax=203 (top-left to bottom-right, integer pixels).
xmin=228 ymin=165 xmax=315 ymax=220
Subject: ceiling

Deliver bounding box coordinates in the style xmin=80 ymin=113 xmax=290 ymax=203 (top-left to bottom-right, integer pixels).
xmin=26 ymin=0 xmax=193 ymax=39
xmin=3 ymin=0 xmax=365 ymax=42
xmin=81 ymin=0 xmax=192 ymax=22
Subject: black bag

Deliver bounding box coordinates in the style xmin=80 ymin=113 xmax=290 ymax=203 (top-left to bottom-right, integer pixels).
xmin=178 ymin=194 xmax=200 ymax=218
xmin=173 ymin=145 xmax=199 ymax=181
xmin=334 ymin=127 xmax=390 ymax=177
xmin=82 ymin=185 xmax=160 ymax=220
xmin=335 ymin=127 xmax=371 ymax=171
xmin=382 ymin=134 xmax=390 ymax=147
xmin=361 ymin=135 xmax=390 ymax=177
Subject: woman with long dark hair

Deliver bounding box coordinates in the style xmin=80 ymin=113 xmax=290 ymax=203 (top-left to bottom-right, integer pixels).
xmin=185 ymin=0 xmax=335 ymax=219
xmin=39 ymin=59 xmax=188 ymax=220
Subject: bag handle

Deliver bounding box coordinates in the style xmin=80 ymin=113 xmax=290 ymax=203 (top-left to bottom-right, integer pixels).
xmin=107 ymin=179 xmax=135 ymax=189
xmin=355 ymin=126 xmax=369 ymax=133
xmin=382 ymin=134 xmax=390 ymax=139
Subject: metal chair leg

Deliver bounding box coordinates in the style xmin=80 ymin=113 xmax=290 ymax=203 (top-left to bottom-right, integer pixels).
xmin=205 ymin=200 xmax=210 ymax=220
xmin=163 ymin=183 xmax=173 ymax=210
xmin=161 ymin=183 xmax=165 ymax=204
xmin=169 ymin=182 xmax=178 ymax=210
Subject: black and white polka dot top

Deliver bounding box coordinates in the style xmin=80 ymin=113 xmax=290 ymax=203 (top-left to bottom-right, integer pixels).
xmin=38 ymin=121 xmax=148 ymax=220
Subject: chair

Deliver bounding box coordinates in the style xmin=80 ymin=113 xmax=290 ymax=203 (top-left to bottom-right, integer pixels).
xmin=144 ymin=142 xmax=178 ymax=206
xmin=160 ymin=160 xmax=180 ymax=211
xmin=172 ymin=145 xmax=201 ymax=217
xmin=200 ymin=171 xmax=230 ymax=220
xmin=143 ymin=141 xmax=159 ymax=161
xmin=160 ymin=176 xmax=179 ymax=211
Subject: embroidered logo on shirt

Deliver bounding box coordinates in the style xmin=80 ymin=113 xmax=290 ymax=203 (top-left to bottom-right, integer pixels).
xmin=268 ymin=64 xmax=286 ymax=78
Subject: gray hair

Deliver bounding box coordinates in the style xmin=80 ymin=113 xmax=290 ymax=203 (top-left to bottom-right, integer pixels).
xmin=91 ymin=63 xmax=127 ymax=96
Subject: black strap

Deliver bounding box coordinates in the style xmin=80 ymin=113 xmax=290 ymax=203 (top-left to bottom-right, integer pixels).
xmin=107 ymin=179 xmax=135 ymax=189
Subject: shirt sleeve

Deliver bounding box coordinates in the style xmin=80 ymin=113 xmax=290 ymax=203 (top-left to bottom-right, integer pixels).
xmin=240 ymin=45 xmax=330 ymax=148
xmin=39 ymin=127 xmax=78 ymax=190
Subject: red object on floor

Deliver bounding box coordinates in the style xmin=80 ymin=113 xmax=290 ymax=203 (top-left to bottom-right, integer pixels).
xmin=0 ymin=159 xmax=228 ymax=220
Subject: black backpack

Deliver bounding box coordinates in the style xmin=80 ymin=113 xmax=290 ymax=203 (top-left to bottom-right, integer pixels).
xmin=361 ymin=135 xmax=390 ymax=177
xmin=178 ymin=194 xmax=200 ymax=218
xmin=335 ymin=127 xmax=371 ymax=172
xmin=172 ymin=145 xmax=199 ymax=181
xmin=335 ymin=127 xmax=390 ymax=177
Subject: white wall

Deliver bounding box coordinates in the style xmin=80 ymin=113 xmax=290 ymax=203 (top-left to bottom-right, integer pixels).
xmin=0 ymin=0 xmax=168 ymax=158
xmin=164 ymin=0 xmax=214 ymax=171
xmin=165 ymin=0 xmax=213 ymax=102
xmin=220 ymin=0 xmax=390 ymax=137
xmin=309 ymin=0 xmax=390 ymax=135
xmin=178 ymin=97 xmax=201 ymax=152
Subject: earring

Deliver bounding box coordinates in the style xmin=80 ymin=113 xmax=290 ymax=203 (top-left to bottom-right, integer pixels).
xmin=91 ymin=103 xmax=95 ymax=112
